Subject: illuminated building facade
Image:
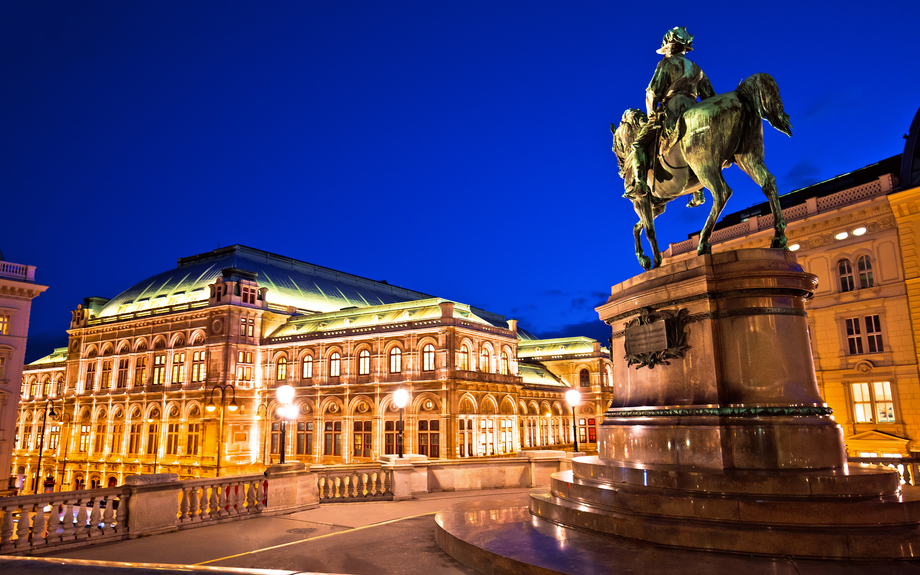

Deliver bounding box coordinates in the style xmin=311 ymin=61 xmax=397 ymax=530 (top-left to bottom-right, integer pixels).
xmin=663 ymin=107 xmax=920 ymax=457
xmin=12 ymin=245 xmax=612 ymax=491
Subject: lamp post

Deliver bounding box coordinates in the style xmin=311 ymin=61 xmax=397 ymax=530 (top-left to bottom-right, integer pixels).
xmin=33 ymin=400 xmax=58 ymax=494
xmin=393 ymin=389 xmax=409 ymax=458
xmin=254 ymin=403 xmax=268 ymax=464
xmin=275 ymin=385 xmax=295 ymax=464
xmin=56 ymin=413 xmax=72 ymax=492
xmin=205 ymin=383 xmax=238 ymax=477
xmin=565 ymin=389 xmax=581 ymax=454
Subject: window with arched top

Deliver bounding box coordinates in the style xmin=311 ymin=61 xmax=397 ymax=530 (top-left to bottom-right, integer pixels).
xmin=329 ymin=353 xmax=341 ymax=377
xmin=857 ymin=255 xmax=874 ymax=289
xmin=500 ymin=352 xmax=510 ymax=375
xmin=457 ymin=345 xmax=470 ymax=371
xmin=579 ymin=369 xmax=590 ymax=387
xmin=303 ymin=355 xmax=313 ymax=379
xmin=480 ymin=349 xmax=491 ymax=373
xmin=277 ymin=357 xmax=287 ymax=381
xmin=838 ymin=259 xmax=855 ymax=292
xmin=422 ymin=344 xmax=435 ymax=371
xmin=358 ymin=349 xmax=370 ymax=375
xmin=42 ymin=379 xmax=51 ymax=397
xmin=389 ymin=348 xmax=402 ymax=374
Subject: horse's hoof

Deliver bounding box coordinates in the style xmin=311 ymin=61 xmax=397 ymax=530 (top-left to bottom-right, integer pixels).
xmin=697 ymin=244 xmax=711 ymax=256
xmin=687 ymin=196 xmax=705 ymax=208
xmin=772 ymin=238 xmax=788 ymax=250
xmin=638 ymin=256 xmax=653 ymax=270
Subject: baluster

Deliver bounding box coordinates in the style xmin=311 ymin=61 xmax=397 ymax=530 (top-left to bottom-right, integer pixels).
xmin=246 ymin=480 xmax=256 ymax=514
xmin=60 ymin=501 xmax=76 ymax=541
xmin=179 ymin=488 xmax=190 ymax=522
xmin=342 ymin=476 xmax=351 ymax=499
xmin=369 ymin=472 xmax=378 ymax=496
xmin=334 ymin=477 xmax=341 ymax=499
xmin=102 ymin=498 xmax=116 ymax=535
xmin=200 ymin=487 xmax=212 ymax=521
xmin=254 ymin=480 xmax=265 ymax=511
xmin=231 ymin=482 xmax=241 ymax=516
xmin=383 ymin=471 xmax=392 ymax=495
xmin=46 ymin=500 xmax=61 ymax=544
xmin=352 ymin=474 xmax=360 ymax=498
xmin=88 ymin=497 xmax=104 ymax=537
xmin=209 ymin=485 xmax=220 ymax=520
xmin=318 ymin=477 xmax=326 ymax=500
xmin=188 ymin=487 xmax=200 ymax=522
xmin=1 ymin=504 xmax=15 ymax=552
xmin=31 ymin=502 xmax=47 ymax=547
xmin=75 ymin=500 xmax=89 ymax=539
xmin=362 ymin=473 xmax=370 ymax=497
xmin=15 ymin=504 xmax=31 ymax=549
xmin=218 ymin=483 xmax=229 ymax=518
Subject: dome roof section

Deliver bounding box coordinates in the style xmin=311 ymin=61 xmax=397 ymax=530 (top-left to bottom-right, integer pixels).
xmin=97 ymin=245 xmax=436 ymax=318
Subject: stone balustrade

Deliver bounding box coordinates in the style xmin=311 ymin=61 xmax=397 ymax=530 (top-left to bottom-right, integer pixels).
xmin=313 ymin=464 xmax=393 ymax=502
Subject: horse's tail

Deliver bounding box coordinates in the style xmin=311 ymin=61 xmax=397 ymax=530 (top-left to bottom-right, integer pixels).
xmin=737 ymin=73 xmax=792 ymax=137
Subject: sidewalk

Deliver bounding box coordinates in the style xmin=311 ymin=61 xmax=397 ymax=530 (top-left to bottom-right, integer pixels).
xmin=1 ymin=488 xmax=533 ymax=575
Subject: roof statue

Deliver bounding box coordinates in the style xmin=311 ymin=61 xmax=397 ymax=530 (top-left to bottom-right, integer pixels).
xmin=611 ymin=26 xmax=792 ymax=270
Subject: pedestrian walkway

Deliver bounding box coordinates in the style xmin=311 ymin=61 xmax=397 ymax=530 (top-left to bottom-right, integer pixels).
xmin=1 ymin=488 xmax=532 ymax=575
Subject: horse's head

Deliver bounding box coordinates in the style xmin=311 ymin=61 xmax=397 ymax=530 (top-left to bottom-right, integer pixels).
xmin=612 ymin=108 xmax=647 ymax=179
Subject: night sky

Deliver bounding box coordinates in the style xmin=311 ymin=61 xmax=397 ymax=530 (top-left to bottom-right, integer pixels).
xmin=3 ymin=1 xmax=918 ymax=362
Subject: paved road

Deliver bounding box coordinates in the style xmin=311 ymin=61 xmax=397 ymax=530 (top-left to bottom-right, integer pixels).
xmin=25 ymin=489 xmax=533 ymax=574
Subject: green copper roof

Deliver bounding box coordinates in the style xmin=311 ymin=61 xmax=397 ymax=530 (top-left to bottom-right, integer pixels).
xmin=518 ymin=361 xmax=568 ymax=387
xmin=97 ymin=245 xmax=438 ymax=318
xmin=27 ymin=347 xmax=68 ymax=366
xmin=518 ymin=336 xmax=605 ymax=358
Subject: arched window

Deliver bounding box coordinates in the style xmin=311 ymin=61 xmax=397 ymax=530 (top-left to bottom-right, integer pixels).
xmin=358 ymin=349 xmax=370 ymax=375
xmin=56 ymin=377 xmax=64 ymax=396
xmin=857 ymin=255 xmax=874 ymax=289
xmin=838 ymin=259 xmax=855 ymax=292
xmin=605 ymin=365 xmax=613 ymax=387
xmin=457 ymin=345 xmax=470 ymax=371
xmin=42 ymin=379 xmax=51 ymax=397
xmin=422 ymin=344 xmax=436 ymax=371
xmin=389 ymin=348 xmax=402 ymax=374
xmin=276 ymin=357 xmax=287 ymax=381
xmin=500 ymin=352 xmax=509 ymax=375
xmin=480 ymin=349 xmax=491 ymax=373
xmin=579 ymin=369 xmax=590 ymax=388
xmin=329 ymin=353 xmax=341 ymax=378
xmin=30 ymin=380 xmax=38 ymax=398
xmin=303 ymin=355 xmax=313 ymax=379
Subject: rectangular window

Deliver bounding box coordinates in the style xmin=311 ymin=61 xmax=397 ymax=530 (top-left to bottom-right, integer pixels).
xmin=128 ymin=423 xmax=142 ymax=454
xmin=0 ymin=355 xmax=6 ymax=380
xmin=0 ymin=313 xmax=9 ymax=335
xmin=875 ymin=381 xmax=895 ymax=423
xmin=192 ymin=351 xmax=207 ymax=383
xmin=101 ymin=360 xmax=112 ymax=389
xmin=94 ymin=423 xmax=107 ymax=453
xmin=865 ymin=316 xmax=884 ymax=353
xmin=79 ymin=425 xmax=91 ymax=453
xmin=112 ymin=423 xmax=123 ymax=454
xmin=296 ymin=422 xmax=313 ymax=455
xmin=166 ymin=423 xmax=180 ymax=455
xmin=324 ymin=421 xmax=342 ymax=456
xmin=147 ymin=423 xmax=159 ymax=455
xmin=303 ymin=357 xmax=313 ymax=379
xmin=172 ymin=352 xmax=186 ymax=384
xmin=385 ymin=421 xmax=396 ymax=455
xmin=237 ymin=351 xmax=253 ymax=381
xmin=418 ymin=419 xmax=440 ymax=458
xmin=846 ymin=316 xmax=884 ymax=355
xmin=85 ymin=362 xmax=97 ymax=391
xmin=187 ymin=423 xmax=200 ymax=456
xmin=241 ymin=318 xmax=255 ymax=337
xmin=846 ymin=318 xmax=864 ymax=355
xmin=271 ymin=422 xmax=280 ymax=454
xmin=134 ymin=356 xmax=147 ymax=387
xmin=49 ymin=426 xmax=60 ymax=451
xmin=353 ymin=420 xmax=372 ymax=458
xmin=117 ymin=359 xmax=129 ymax=388
xmin=152 ymin=354 xmax=166 ymax=385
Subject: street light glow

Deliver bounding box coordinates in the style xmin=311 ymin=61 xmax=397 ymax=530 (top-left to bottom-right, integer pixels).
xmin=276 ymin=384 xmax=295 ymax=405
xmin=393 ymin=388 xmax=409 ymax=408
xmin=565 ymin=389 xmax=581 ymax=406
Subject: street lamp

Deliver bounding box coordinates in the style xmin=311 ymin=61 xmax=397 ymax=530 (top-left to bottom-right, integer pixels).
xmin=276 ymin=385 xmax=295 ymax=464
xmin=565 ymin=389 xmax=581 ymax=454
xmin=33 ymin=400 xmax=58 ymax=494
xmin=393 ymin=388 xmax=409 ymax=458
xmin=206 ymin=383 xmax=238 ymax=476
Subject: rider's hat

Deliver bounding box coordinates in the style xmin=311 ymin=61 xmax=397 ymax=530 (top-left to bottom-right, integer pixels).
xmin=656 ymin=27 xmax=694 ymax=54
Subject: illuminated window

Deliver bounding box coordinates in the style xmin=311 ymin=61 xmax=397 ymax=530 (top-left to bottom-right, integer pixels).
xmin=85 ymin=362 xmax=97 ymax=391
xmin=94 ymin=423 xmax=107 ymax=453
xmin=128 ymin=423 xmax=142 ymax=454
xmin=457 ymin=345 xmax=470 ymax=371
xmin=303 ymin=355 xmax=313 ymax=379
xmin=78 ymin=425 xmax=90 ymax=453
xmin=385 ymin=421 xmax=397 ymax=455
xmin=191 ymin=351 xmax=207 ymax=383
xmin=146 ymin=422 xmax=159 ymax=455
xmin=358 ymin=350 xmax=370 ymax=375
xmin=236 ymin=351 xmax=253 ymax=381
xmin=241 ymin=318 xmax=255 ymax=337
xmin=0 ymin=313 xmax=9 ymax=334
xmin=846 ymin=315 xmax=884 ymax=355
xmin=857 ymin=255 xmax=874 ymax=289
xmin=296 ymin=421 xmax=313 ymax=455
xmin=458 ymin=419 xmax=473 ymax=457
xmin=56 ymin=377 xmax=64 ymax=395
xmin=187 ymin=423 xmax=200 ymax=456
xmin=241 ymin=286 xmax=257 ymax=305
xmin=49 ymin=426 xmax=60 ymax=451
xmin=152 ymin=354 xmax=167 ymax=385
xmin=389 ymin=348 xmax=402 ymax=374
xmin=277 ymin=357 xmax=287 ymax=381
xmin=838 ymin=259 xmax=855 ymax=292
xmin=166 ymin=423 xmax=180 ymax=455
xmin=423 ymin=344 xmax=436 ymax=371
xmin=21 ymin=380 xmax=28 ymax=399
xmin=329 ymin=353 xmax=341 ymax=377
xmin=270 ymin=422 xmax=281 ymax=454
xmin=31 ymin=380 xmax=37 ymax=398
xmin=852 ymin=382 xmax=895 ymax=423
xmin=324 ymin=421 xmax=342 ymax=456
xmin=171 ymin=353 xmax=186 ymax=384
xmin=42 ymin=379 xmax=51 ymax=397
xmin=134 ymin=356 xmax=147 ymax=387
xmin=480 ymin=350 xmax=491 ymax=373
xmin=112 ymin=423 xmax=123 ymax=453
xmin=418 ymin=419 xmax=440 ymax=458
xmin=353 ymin=420 xmax=372 ymax=458
xmin=117 ymin=359 xmax=129 ymax=388
xmin=579 ymin=369 xmax=590 ymax=387
xmin=100 ymin=360 xmax=112 ymax=390
xmin=500 ymin=352 xmax=509 ymax=375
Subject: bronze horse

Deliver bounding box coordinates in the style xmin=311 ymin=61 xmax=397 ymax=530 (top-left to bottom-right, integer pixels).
xmin=612 ymin=73 xmax=792 ymax=270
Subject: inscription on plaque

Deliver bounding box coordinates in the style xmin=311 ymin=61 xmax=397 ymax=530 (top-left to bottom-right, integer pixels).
xmin=625 ymin=320 xmax=669 ymax=355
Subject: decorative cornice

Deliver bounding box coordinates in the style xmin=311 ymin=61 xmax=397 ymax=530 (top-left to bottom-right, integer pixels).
xmin=605 ymin=406 xmax=833 ymax=418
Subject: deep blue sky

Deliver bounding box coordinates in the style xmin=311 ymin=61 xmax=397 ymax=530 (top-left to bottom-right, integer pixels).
xmin=3 ymin=1 xmax=918 ymax=361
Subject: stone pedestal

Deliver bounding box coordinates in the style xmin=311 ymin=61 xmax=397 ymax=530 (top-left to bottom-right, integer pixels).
xmin=528 ymin=249 xmax=920 ymax=559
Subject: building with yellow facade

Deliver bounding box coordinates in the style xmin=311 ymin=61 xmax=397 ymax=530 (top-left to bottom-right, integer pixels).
xmin=12 ymin=245 xmax=612 ymax=493
xmin=664 ymin=107 xmax=920 ymax=459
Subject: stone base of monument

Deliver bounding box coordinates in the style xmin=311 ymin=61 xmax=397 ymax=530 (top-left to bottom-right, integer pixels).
xmin=522 ymin=249 xmax=920 ymax=560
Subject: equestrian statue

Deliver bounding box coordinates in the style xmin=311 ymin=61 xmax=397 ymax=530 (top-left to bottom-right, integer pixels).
xmin=612 ymin=27 xmax=792 ymax=271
